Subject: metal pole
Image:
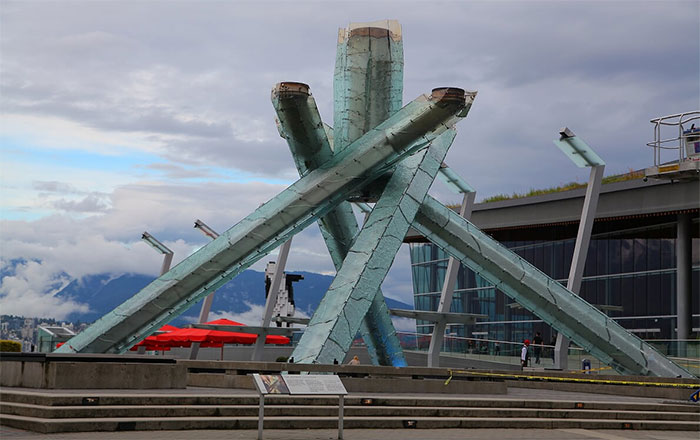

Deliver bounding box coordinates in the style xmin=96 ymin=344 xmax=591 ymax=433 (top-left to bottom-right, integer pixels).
xmin=140 ymin=232 xmax=173 ymax=355
xmin=555 ymin=164 xmax=604 ymax=369
xmin=676 ymin=213 xmax=692 ymax=358
xmin=679 ymin=121 xmax=683 ymax=162
xmin=159 ymin=253 xmax=173 ymax=277
xmin=252 ymin=238 xmax=293 ymax=361
xmin=427 ymin=191 xmax=475 ymax=367
xmin=190 ymin=222 xmax=220 ymax=360
xmin=338 ymin=395 xmax=344 ymax=440
xmin=257 ymin=394 xmax=264 ymax=440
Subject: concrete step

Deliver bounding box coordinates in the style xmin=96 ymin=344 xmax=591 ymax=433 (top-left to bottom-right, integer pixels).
xmin=3 ymin=388 xmax=698 ymax=434
xmin=2 ymin=390 xmax=697 ymax=413
xmin=2 ymin=402 xmax=698 ymax=422
xmin=1 ymin=413 xmax=698 ymax=434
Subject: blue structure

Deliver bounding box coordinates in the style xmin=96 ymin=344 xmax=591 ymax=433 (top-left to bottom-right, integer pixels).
xmin=55 ymin=20 xmax=694 ymax=378
xmin=408 ymin=179 xmax=699 ymax=362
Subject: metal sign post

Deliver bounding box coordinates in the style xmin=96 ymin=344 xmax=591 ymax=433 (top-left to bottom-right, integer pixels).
xmin=252 ymin=373 xmax=347 ymax=440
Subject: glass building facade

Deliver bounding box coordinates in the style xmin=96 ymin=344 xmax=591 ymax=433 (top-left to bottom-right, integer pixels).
xmin=410 ymin=215 xmax=700 ymax=346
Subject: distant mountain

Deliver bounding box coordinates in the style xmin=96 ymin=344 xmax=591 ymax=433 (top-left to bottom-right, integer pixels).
xmin=2 ymin=258 xmax=71 ymax=300
xmin=54 ymin=269 xmax=413 ymax=325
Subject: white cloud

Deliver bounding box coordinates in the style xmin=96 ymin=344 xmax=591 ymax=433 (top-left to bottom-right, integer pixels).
xmin=0 ymin=1 xmax=697 ymax=322
xmin=0 ymin=178 xmax=340 ymax=319
xmin=203 ymin=302 xmax=309 ymax=328
xmin=0 ymin=114 xmax=164 ymax=157
xmin=0 ymin=260 xmax=90 ymax=320
xmin=391 ymin=316 xmax=417 ymax=333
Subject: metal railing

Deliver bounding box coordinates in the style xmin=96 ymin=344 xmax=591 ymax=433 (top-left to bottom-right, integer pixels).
xmin=395 ymin=331 xmax=609 ymax=371
xmin=394 ymin=331 xmax=700 ymax=376
xmin=647 ymin=111 xmax=700 ymax=166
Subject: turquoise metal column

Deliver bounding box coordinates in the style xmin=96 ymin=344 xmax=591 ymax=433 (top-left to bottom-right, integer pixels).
xmin=334 ymin=20 xmax=403 ymax=152
xmin=332 ymin=20 xmax=406 ymax=365
xmin=272 ymin=20 xmax=410 ymax=366
xmin=413 ymin=195 xmax=694 ymax=378
xmin=272 ymin=82 xmax=406 ymax=366
xmin=291 ymin=128 xmax=457 ymax=365
xmin=55 ymin=89 xmax=469 ymax=354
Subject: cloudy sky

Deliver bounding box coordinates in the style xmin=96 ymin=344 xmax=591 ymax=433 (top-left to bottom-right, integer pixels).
xmin=1 ymin=1 xmax=698 ymax=320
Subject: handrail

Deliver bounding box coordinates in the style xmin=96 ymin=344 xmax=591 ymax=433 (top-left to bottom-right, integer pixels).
xmin=394 ymin=331 xmax=699 ymax=372
xmin=650 ymin=110 xmax=700 ymax=123
xmin=647 ymin=110 xmax=700 ymax=167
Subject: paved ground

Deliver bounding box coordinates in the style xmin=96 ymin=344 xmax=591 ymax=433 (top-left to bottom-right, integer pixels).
xmin=2 ymin=426 xmax=699 ymax=440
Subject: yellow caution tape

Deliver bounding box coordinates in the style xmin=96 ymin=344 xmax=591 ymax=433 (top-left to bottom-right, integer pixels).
xmin=444 ymin=369 xmax=700 ymax=389
xmin=571 ymin=366 xmax=612 ymax=373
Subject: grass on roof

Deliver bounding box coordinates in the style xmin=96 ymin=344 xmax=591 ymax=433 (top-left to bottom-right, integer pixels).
xmin=480 ymin=169 xmax=644 ymax=204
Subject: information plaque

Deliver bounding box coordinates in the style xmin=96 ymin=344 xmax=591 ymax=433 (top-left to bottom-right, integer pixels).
xmin=252 ymin=374 xmax=347 ymax=395
xmin=252 ymin=374 xmax=290 ymax=394
xmin=283 ymin=375 xmax=348 ymax=395
xmin=252 ymin=373 xmax=347 ymax=439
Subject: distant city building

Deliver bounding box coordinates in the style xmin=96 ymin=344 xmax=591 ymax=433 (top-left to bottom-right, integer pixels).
xmin=37 ymin=325 xmax=76 ymax=353
xmin=20 ymin=318 xmax=35 ymax=340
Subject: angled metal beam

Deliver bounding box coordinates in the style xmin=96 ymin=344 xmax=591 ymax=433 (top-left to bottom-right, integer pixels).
xmin=272 ymin=80 xmax=406 ymax=366
xmin=427 ymin=187 xmax=476 ymax=367
xmin=413 ymin=195 xmax=692 ymax=378
xmin=189 ymin=220 xmax=220 ymax=360
xmin=437 ymin=163 xmax=476 ymax=195
xmin=676 ymin=212 xmax=692 ymax=358
xmin=553 ymin=127 xmax=605 ymax=167
xmin=390 ymin=309 xmax=486 ymax=326
xmin=194 ymin=219 xmax=219 ymax=240
xmin=552 ymin=129 xmax=605 ymax=369
xmin=554 ymin=163 xmax=605 ymax=369
xmin=138 ymin=231 xmax=173 ymax=354
xmin=291 ymin=129 xmax=456 ymax=364
xmin=56 ymin=88 xmax=471 ymax=354
xmin=274 ymin=316 xmax=310 ymax=326
xmin=251 ymin=238 xmax=292 ymax=361
xmin=141 ymin=232 xmax=173 ymax=276
xmin=190 ymin=324 xmax=294 ymax=336
xmin=353 ymin=202 xmax=373 ymax=215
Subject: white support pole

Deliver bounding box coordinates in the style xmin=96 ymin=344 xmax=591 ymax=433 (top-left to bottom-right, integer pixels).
xmin=554 ymin=164 xmax=604 ymax=369
xmin=676 ymin=213 xmax=692 ymax=358
xmin=140 ymin=232 xmax=173 ymax=355
xmin=252 ymin=238 xmax=293 ymax=361
xmin=159 ymin=253 xmax=173 ymax=277
xmin=427 ymin=191 xmax=475 ymax=367
xmin=338 ymin=394 xmax=344 ymax=439
xmin=257 ymin=394 xmax=265 ymax=440
xmin=190 ymin=222 xmax=220 ymax=360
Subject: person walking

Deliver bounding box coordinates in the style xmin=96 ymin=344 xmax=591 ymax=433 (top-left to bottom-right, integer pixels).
xmin=521 ymin=339 xmax=530 ymax=369
xmin=533 ymin=331 xmax=543 ymax=364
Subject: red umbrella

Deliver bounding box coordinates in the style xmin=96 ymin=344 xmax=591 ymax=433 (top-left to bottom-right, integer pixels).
xmin=129 ymin=324 xmax=179 ymax=351
xmin=154 ymin=318 xmax=290 ymax=346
